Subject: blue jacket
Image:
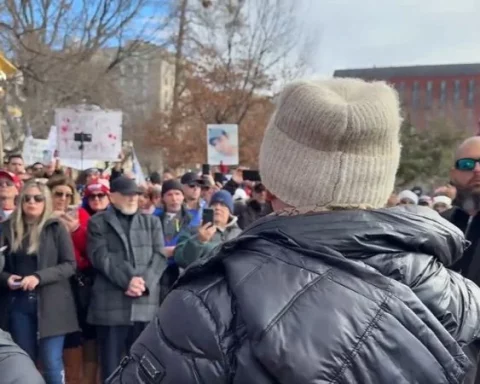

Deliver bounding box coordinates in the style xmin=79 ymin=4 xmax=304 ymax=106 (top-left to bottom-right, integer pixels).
xmin=186 ymin=199 xmax=207 ymax=227
xmin=153 ymin=206 xmax=194 ymax=247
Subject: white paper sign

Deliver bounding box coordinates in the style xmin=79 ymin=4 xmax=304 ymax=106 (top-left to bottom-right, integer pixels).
xmin=22 ymin=137 xmax=52 ymax=165
xmin=55 ymin=109 xmax=122 ymax=161
xmin=60 ymin=158 xmax=99 ymax=170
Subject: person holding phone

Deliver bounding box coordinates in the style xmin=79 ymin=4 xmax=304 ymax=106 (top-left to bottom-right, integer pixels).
xmin=173 ymin=190 xmax=241 ymax=268
xmin=0 ymin=180 xmax=78 ymax=384
xmin=47 ymin=176 xmax=109 ymax=384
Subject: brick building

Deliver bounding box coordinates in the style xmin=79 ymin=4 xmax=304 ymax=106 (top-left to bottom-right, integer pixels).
xmin=334 ymin=63 xmax=480 ymax=132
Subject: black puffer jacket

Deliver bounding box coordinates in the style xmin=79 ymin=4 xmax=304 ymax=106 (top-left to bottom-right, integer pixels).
xmin=0 ymin=330 xmax=45 ymax=383
xmin=109 ymin=206 xmax=480 ymax=384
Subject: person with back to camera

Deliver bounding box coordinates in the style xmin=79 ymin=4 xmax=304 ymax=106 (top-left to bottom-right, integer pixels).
xmin=107 ymin=78 xmax=480 ymax=384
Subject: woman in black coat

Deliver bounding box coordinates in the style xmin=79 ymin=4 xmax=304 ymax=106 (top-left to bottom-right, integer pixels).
xmin=0 ymin=180 xmax=78 ymax=384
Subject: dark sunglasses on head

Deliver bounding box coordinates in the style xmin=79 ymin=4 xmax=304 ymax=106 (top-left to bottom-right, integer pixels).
xmin=23 ymin=194 xmax=45 ymax=203
xmin=54 ymin=191 xmax=73 ymax=198
xmin=88 ymin=193 xmax=106 ymax=201
xmin=455 ymin=158 xmax=480 ymax=171
xmin=0 ymin=179 xmax=14 ymax=187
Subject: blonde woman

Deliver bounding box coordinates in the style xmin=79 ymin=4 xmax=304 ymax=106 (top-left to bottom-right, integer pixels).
xmin=0 ymin=180 xmax=78 ymax=384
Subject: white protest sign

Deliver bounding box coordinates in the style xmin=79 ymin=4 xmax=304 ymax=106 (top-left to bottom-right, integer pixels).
xmin=22 ymin=137 xmax=52 ymax=165
xmin=54 ymin=108 xmax=122 ymax=161
xmin=60 ymin=158 xmax=99 ymax=170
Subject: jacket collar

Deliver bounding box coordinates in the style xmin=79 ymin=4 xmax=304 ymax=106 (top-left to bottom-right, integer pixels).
xmin=103 ymin=206 xmax=140 ymax=252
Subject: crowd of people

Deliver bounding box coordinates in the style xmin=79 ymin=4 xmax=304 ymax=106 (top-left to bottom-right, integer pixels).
xmin=0 ymin=154 xmax=272 ymax=383
xmin=3 ymin=77 xmax=480 ymax=383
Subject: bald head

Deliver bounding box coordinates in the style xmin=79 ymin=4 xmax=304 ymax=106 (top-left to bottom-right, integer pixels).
xmin=455 ymin=136 xmax=480 ymax=160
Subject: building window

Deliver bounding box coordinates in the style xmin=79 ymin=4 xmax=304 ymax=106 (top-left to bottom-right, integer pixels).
xmin=440 ymin=81 xmax=447 ymax=105
xmin=454 ymin=79 xmax=461 ymax=104
xmin=468 ymin=79 xmax=475 ymax=106
xmin=426 ymin=81 xmax=433 ymax=108
xmin=412 ymin=81 xmax=419 ymax=108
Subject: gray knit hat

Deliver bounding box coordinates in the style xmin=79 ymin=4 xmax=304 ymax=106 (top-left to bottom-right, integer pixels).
xmin=259 ymin=78 xmax=402 ymax=209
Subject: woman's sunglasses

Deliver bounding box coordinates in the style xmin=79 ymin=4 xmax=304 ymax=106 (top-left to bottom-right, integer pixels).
xmin=23 ymin=194 xmax=46 ymax=203
xmin=455 ymin=158 xmax=480 ymax=171
xmin=54 ymin=191 xmax=73 ymax=199
xmin=88 ymin=193 xmax=106 ymax=201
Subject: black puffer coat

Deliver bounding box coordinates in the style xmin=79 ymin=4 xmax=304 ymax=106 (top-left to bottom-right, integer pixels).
xmin=110 ymin=206 xmax=480 ymax=384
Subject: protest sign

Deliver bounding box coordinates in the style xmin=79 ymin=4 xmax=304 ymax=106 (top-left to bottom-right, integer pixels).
xmin=22 ymin=137 xmax=52 ymax=165
xmin=55 ymin=108 xmax=122 ymax=161
xmin=207 ymin=124 xmax=239 ymax=165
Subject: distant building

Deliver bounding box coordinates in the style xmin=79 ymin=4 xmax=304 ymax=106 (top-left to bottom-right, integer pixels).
xmin=334 ymin=63 xmax=480 ymax=132
xmin=97 ymin=43 xmax=176 ymax=124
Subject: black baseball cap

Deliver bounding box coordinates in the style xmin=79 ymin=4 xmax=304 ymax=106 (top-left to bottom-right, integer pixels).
xmin=180 ymin=172 xmax=202 ymax=186
xmin=110 ymin=176 xmax=141 ymax=196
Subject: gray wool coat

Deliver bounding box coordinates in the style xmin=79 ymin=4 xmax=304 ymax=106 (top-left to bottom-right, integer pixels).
xmin=0 ymin=218 xmax=79 ymax=339
xmin=86 ymin=207 xmax=166 ymax=326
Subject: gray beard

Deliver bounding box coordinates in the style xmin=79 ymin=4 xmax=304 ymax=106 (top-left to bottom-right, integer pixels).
xmin=455 ymin=188 xmax=480 ymax=212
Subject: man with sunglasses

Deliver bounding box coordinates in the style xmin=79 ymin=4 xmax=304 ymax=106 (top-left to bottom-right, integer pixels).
xmin=0 ymin=170 xmax=21 ymax=221
xmin=180 ymin=172 xmax=207 ymax=227
xmin=443 ymin=136 xmax=480 ymax=383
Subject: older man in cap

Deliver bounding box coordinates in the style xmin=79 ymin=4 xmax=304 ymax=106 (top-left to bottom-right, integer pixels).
xmin=87 ymin=176 xmax=167 ymax=382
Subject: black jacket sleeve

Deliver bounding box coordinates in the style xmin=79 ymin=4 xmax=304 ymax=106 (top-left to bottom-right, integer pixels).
xmin=365 ymin=252 xmax=480 ymax=346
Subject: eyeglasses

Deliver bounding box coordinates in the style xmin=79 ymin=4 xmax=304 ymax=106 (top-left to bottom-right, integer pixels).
xmin=188 ymin=183 xmax=200 ymax=188
xmin=455 ymin=158 xmax=480 ymax=171
xmin=32 ymin=167 xmax=43 ymax=171
xmin=88 ymin=193 xmax=107 ymax=201
xmin=54 ymin=191 xmax=73 ymax=199
xmin=23 ymin=194 xmax=45 ymax=203
xmin=0 ymin=179 xmax=14 ymax=187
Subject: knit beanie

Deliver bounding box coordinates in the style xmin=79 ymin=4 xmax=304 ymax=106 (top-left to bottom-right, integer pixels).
xmin=210 ymin=190 xmax=234 ymax=213
xmin=259 ymin=78 xmax=402 ymax=209
xmin=398 ymin=190 xmax=419 ymax=205
xmin=161 ymin=179 xmax=183 ymax=197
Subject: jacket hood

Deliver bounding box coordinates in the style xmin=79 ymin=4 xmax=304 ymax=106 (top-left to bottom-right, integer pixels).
xmin=244 ymin=205 xmax=468 ymax=267
xmin=226 ymin=215 xmax=239 ymax=228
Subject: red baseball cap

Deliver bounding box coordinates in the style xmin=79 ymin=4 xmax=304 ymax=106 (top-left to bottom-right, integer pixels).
xmin=84 ymin=178 xmax=110 ymax=197
xmin=0 ymin=169 xmax=22 ymax=190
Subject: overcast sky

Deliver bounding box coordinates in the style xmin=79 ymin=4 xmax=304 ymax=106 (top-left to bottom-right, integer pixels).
xmin=300 ymin=0 xmax=480 ymax=76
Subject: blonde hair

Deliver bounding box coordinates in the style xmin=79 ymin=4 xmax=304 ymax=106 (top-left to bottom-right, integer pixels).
xmin=10 ymin=180 xmax=53 ymax=254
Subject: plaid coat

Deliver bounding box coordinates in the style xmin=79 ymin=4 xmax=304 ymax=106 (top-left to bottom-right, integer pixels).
xmin=86 ymin=207 xmax=166 ymax=326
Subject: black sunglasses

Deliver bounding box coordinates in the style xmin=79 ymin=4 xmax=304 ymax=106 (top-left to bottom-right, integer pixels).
xmin=455 ymin=158 xmax=480 ymax=171
xmin=23 ymin=194 xmax=45 ymax=203
xmin=0 ymin=179 xmax=14 ymax=187
xmin=54 ymin=191 xmax=73 ymax=199
xmin=88 ymin=193 xmax=107 ymax=200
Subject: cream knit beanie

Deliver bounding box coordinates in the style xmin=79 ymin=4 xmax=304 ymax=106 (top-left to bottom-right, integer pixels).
xmin=259 ymin=78 xmax=402 ymax=209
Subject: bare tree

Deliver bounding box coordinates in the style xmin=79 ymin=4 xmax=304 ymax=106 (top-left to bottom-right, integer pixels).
xmin=0 ymin=0 xmax=171 ymax=152
xmin=140 ymin=0 xmax=315 ymax=169
xmin=180 ymin=0 xmax=314 ymax=125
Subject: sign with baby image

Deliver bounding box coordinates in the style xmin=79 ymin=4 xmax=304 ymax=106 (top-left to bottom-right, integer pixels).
xmin=54 ymin=108 xmax=123 ymax=161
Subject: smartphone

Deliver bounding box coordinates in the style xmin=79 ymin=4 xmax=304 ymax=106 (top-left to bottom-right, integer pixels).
xmin=243 ymin=170 xmax=261 ymax=182
xmin=214 ymin=172 xmax=224 ymax=184
xmin=202 ymin=164 xmax=211 ymax=175
xmin=202 ymin=208 xmax=214 ymax=225
xmin=11 ymin=277 xmax=22 ymax=287
xmin=66 ymin=205 xmax=78 ymax=217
